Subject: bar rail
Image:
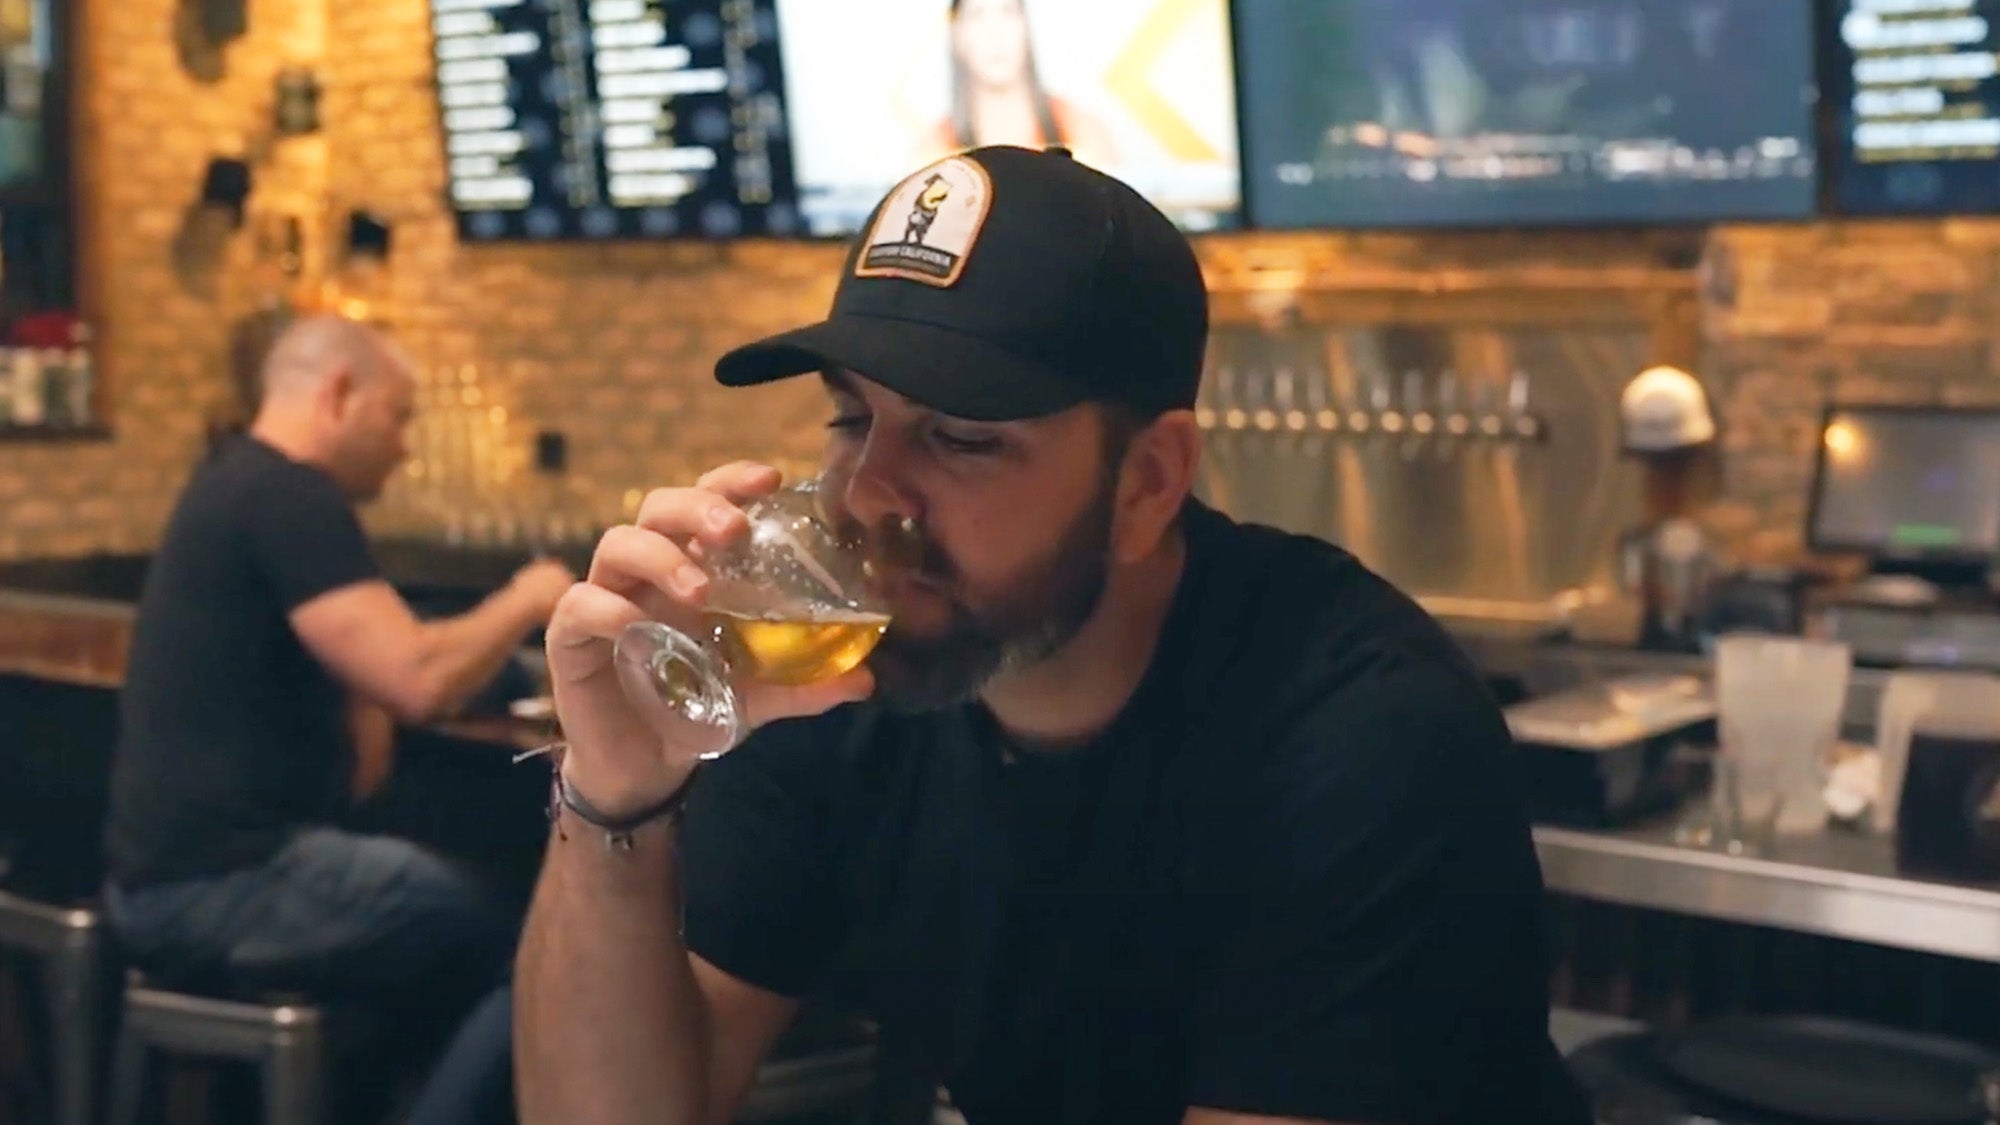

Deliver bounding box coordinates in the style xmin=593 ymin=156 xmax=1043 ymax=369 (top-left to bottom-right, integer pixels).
xmin=1535 ymin=822 xmax=2000 ymax=965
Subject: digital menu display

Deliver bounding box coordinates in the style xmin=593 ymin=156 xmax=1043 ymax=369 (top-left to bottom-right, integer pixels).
xmin=770 ymin=0 xmax=1243 ymax=237
xmin=431 ymin=0 xmax=800 ymax=241
xmin=1829 ymin=0 xmax=2000 ymax=215
xmin=1236 ymin=0 xmax=1819 ymax=230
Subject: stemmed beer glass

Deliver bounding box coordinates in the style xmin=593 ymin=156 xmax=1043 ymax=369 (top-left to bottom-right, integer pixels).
xmin=612 ymin=475 xmax=895 ymax=760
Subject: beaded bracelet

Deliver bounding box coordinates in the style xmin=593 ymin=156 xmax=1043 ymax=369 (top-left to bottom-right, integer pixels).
xmin=542 ymin=748 xmax=702 ymax=852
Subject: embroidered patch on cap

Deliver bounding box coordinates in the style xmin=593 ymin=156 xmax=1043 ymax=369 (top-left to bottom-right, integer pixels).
xmin=855 ymin=155 xmax=994 ymax=288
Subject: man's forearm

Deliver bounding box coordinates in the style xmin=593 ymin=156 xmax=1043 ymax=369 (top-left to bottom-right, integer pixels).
xmin=347 ymin=696 xmax=395 ymax=799
xmin=414 ymin=583 xmax=543 ymax=719
xmin=516 ymin=821 xmax=711 ymax=1125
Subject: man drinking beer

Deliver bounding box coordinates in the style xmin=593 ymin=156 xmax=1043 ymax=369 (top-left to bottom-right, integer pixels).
xmin=514 ymin=145 xmax=1590 ymax=1125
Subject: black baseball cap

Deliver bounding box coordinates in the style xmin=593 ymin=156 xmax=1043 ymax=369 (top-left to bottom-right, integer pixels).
xmin=715 ymin=145 xmax=1209 ymax=423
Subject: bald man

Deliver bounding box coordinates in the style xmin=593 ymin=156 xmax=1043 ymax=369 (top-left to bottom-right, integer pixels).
xmin=102 ymin=316 xmax=574 ymax=1120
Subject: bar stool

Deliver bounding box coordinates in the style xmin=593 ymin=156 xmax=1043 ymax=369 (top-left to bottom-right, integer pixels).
xmin=0 ymin=887 xmax=106 ymax=1125
xmin=108 ymin=969 xmax=325 ymax=1125
xmin=738 ymin=1042 xmax=878 ymax=1122
xmin=731 ymin=1004 xmax=881 ymax=1124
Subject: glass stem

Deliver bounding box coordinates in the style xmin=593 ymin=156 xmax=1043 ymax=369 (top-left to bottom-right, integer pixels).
xmin=612 ymin=621 xmax=745 ymax=760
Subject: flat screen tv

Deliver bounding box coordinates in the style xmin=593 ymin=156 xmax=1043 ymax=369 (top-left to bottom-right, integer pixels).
xmin=0 ymin=0 xmax=74 ymax=318
xmin=1236 ymin=0 xmax=1821 ymax=231
xmin=770 ymin=0 xmax=1243 ymax=237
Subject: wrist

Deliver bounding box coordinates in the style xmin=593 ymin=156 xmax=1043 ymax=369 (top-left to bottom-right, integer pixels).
xmin=555 ymin=750 xmax=700 ymax=823
xmin=550 ymin=754 xmax=702 ymax=851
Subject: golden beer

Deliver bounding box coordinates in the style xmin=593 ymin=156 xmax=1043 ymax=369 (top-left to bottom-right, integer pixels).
xmin=705 ymin=606 xmax=891 ymax=686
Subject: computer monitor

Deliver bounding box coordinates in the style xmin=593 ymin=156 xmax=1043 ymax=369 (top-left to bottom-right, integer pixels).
xmin=1807 ymin=405 xmax=2000 ymax=571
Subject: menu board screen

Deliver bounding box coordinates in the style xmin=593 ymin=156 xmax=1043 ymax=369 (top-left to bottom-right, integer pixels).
xmin=1829 ymin=0 xmax=2000 ymax=215
xmin=432 ymin=0 xmax=800 ymax=241
xmin=1236 ymin=0 xmax=1819 ymax=230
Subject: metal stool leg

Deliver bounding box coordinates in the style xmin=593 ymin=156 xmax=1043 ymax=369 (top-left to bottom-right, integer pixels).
xmin=107 ymin=1017 xmax=148 ymax=1125
xmin=263 ymin=1017 xmax=324 ymax=1125
xmin=43 ymin=931 xmax=102 ymax=1125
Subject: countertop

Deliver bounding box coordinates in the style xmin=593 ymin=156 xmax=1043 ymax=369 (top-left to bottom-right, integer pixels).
xmin=1443 ymin=616 xmax=2000 ymax=965
xmin=0 ymin=576 xmax=549 ymax=752
xmin=12 ymin=571 xmax=2000 ymax=960
xmin=1535 ymin=817 xmax=2000 ymax=965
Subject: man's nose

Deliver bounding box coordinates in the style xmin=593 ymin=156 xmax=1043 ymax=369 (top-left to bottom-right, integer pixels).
xmin=840 ymin=429 xmax=922 ymax=535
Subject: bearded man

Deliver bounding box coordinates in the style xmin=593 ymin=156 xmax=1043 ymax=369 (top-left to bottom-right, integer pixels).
xmin=510 ymin=145 xmax=1592 ymax=1125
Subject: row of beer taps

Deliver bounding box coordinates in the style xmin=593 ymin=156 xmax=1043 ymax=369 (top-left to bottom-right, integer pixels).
xmin=1195 ymin=366 xmax=1548 ymax=445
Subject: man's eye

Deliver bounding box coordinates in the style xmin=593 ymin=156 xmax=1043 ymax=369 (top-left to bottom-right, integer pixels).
xmin=826 ymin=415 xmax=869 ymax=434
xmin=932 ymin=427 xmax=1001 ymax=455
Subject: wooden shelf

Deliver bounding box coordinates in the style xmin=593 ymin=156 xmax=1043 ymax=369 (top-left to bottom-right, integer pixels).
xmin=0 ymin=424 xmax=111 ymax=444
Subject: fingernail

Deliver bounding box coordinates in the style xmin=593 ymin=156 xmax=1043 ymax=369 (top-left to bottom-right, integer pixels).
xmin=675 ymin=566 xmax=707 ymax=596
xmin=707 ymin=507 xmax=736 ymax=532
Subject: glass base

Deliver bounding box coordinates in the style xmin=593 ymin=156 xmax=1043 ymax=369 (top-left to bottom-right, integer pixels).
xmin=612 ymin=621 xmax=744 ymax=760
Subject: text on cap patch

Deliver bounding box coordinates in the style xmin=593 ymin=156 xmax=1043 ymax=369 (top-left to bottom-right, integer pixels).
xmin=856 ymin=155 xmax=994 ymax=288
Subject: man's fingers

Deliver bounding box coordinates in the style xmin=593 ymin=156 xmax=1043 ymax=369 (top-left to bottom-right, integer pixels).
xmin=635 ymin=486 xmax=752 ymax=553
xmin=587 ymin=524 xmax=706 ymax=604
xmin=695 ymin=461 xmax=784 ymax=504
xmin=626 ymin=465 xmax=781 ymax=563
xmin=545 ymin=581 xmax=649 ymax=657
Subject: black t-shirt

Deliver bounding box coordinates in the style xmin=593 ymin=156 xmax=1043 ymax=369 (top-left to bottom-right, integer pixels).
xmin=106 ymin=435 xmax=382 ymax=888
xmin=681 ymin=501 xmax=1592 ymax=1125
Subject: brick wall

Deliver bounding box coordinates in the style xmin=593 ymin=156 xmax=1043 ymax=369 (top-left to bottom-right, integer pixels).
xmin=5 ymin=0 xmax=1997 ymax=562
xmin=0 ymin=0 xmax=331 ymax=558
xmin=1703 ymin=221 xmax=2000 ymax=558
xmin=322 ymin=0 xmax=847 ymax=540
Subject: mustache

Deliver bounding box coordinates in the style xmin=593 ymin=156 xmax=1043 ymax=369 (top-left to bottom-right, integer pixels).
xmin=835 ymin=512 xmax=957 ymax=584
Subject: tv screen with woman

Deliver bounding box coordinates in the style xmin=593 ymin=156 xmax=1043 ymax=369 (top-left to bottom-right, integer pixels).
xmin=774 ymin=0 xmax=1241 ymax=235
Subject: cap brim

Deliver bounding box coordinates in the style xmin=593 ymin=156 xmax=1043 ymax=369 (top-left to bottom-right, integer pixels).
xmin=715 ymin=314 xmax=1087 ymax=423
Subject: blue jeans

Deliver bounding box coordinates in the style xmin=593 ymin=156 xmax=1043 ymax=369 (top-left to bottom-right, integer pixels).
xmin=402 ymin=982 xmax=517 ymax=1125
xmin=106 ymin=827 xmax=511 ymax=997
xmin=106 ymin=828 xmax=515 ymax=1123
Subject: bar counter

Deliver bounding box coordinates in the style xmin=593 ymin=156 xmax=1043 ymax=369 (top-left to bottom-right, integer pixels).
xmin=7 ymin=573 xmax=2000 ymax=967
xmin=1451 ymin=615 xmax=2000 ymax=968
xmin=0 ymin=553 xmax=558 ymax=907
xmin=1535 ymin=822 xmax=2000 ymax=965
xmin=0 ymin=550 xmax=559 ymax=751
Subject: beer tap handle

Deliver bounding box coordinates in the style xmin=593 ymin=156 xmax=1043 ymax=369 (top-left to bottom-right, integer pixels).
xmin=1507 ymin=369 xmax=1546 ymax=442
xmin=1217 ymin=364 xmax=1243 ymax=434
xmin=1404 ymin=368 xmax=1435 ymax=437
xmin=1376 ymin=371 xmax=1406 ymax=436
xmin=1435 ymin=368 xmax=1465 ymax=460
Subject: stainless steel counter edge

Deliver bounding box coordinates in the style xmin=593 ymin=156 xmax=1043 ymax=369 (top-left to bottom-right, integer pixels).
xmin=1535 ymin=825 xmax=2000 ymax=965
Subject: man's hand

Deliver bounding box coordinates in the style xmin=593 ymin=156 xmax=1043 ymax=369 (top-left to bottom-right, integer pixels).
xmin=510 ymin=557 xmax=578 ymax=622
xmin=543 ymin=461 xmax=874 ymax=818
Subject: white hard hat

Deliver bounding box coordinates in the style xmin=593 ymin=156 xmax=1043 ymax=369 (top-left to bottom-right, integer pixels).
xmin=1621 ymin=365 xmax=1716 ymax=453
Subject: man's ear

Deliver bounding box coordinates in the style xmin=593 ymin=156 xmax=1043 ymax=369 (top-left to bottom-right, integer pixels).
xmin=1112 ymin=409 xmax=1201 ymax=565
xmin=320 ymin=365 xmax=358 ymax=418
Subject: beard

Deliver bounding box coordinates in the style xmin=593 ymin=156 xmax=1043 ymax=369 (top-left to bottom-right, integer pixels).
xmin=860 ymin=478 xmax=1117 ymax=714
